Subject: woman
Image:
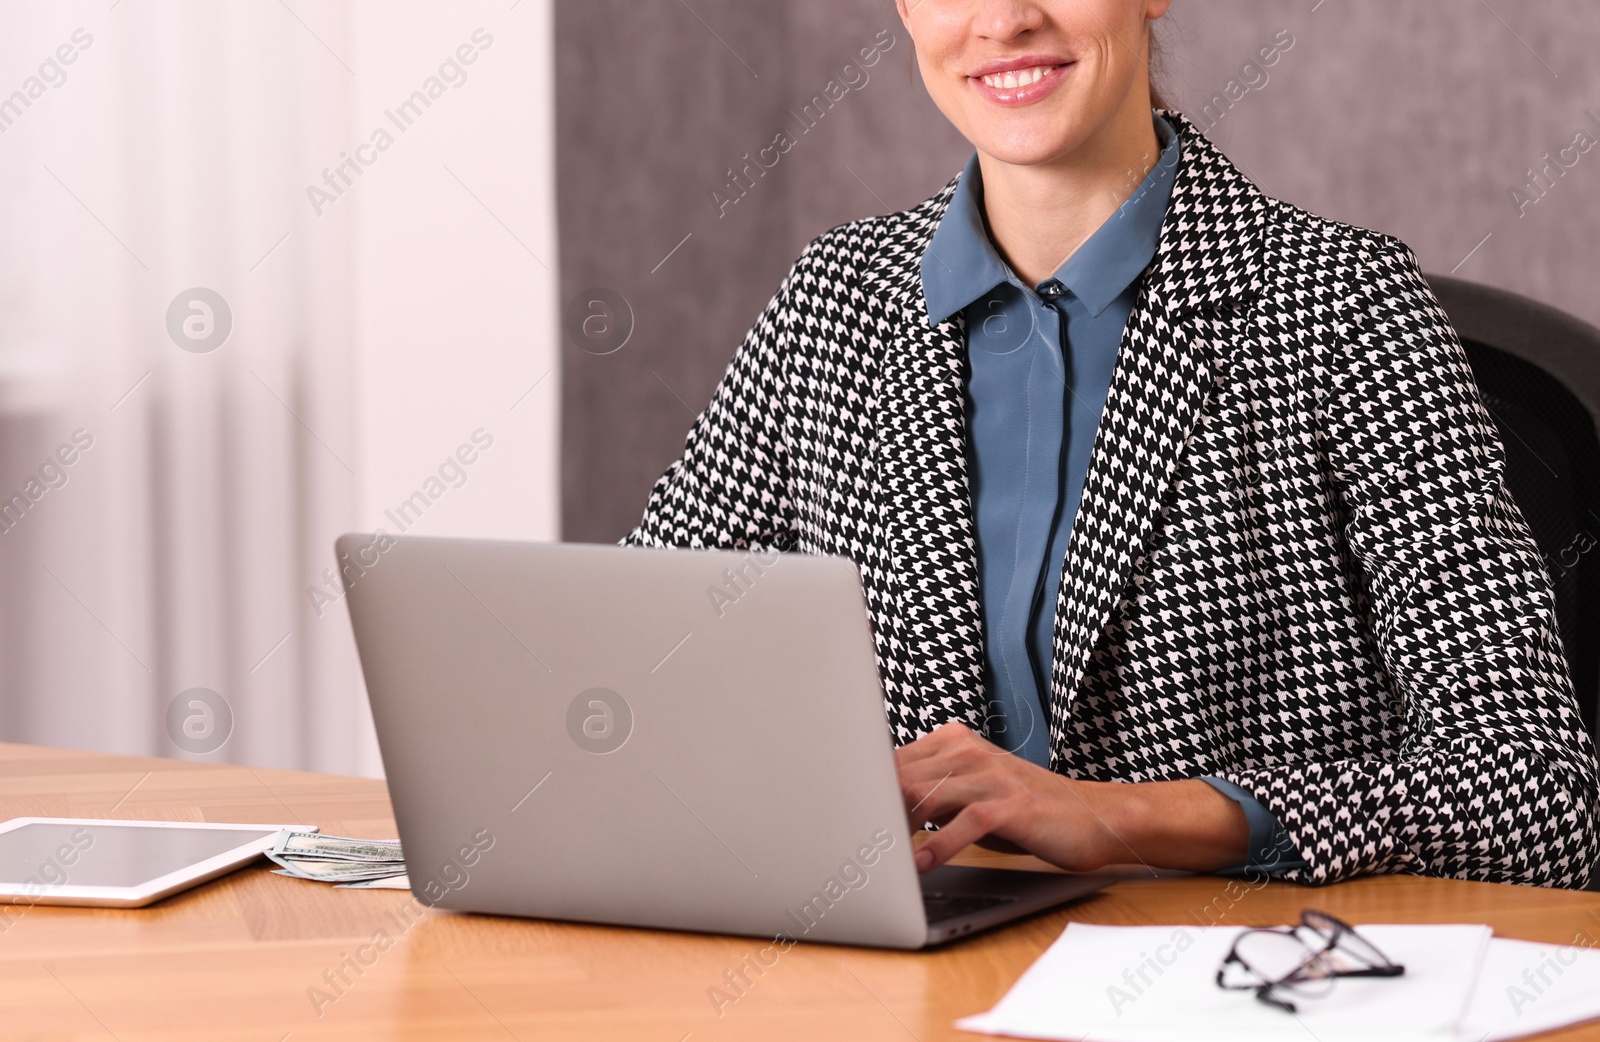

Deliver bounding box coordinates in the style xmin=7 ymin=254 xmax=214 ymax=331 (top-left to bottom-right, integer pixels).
xmin=626 ymin=0 xmax=1600 ymax=888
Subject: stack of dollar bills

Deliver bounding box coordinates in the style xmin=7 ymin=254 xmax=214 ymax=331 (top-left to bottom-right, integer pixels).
xmin=265 ymin=829 xmax=409 ymax=890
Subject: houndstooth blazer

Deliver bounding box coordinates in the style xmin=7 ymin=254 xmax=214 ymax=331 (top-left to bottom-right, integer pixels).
xmin=625 ymin=109 xmax=1600 ymax=889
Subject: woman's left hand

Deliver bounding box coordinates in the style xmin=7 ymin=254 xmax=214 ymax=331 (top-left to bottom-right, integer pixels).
xmin=895 ymin=722 xmax=1251 ymax=874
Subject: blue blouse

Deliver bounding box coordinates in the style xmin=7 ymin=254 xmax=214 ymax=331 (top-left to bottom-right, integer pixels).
xmin=919 ymin=112 xmax=1303 ymax=872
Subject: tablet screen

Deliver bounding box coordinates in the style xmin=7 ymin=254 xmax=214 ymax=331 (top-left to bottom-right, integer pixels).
xmin=0 ymin=823 xmax=278 ymax=889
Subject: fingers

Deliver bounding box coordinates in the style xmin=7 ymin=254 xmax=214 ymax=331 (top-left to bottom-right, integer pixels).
xmin=897 ymin=723 xmax=1037 ymax=866
xmin=914 ymin=802 xmax=1002 ymax=872
xmin=896 ymin=721 xmax=1001 ymax=782
xmin=902 ymin=768 xmax=962 ymax=826
xmin=894 ymin=720 xmax=979 ymax=768
xmin=900 ymin=757 xmax=1021 ymax=837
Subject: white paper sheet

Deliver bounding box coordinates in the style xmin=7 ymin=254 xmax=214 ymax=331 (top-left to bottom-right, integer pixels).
xmin=955 ymin=922 xmax=1492 ymax=1042
xmin=1462 ymin=935 xmax=1600 ymax=1041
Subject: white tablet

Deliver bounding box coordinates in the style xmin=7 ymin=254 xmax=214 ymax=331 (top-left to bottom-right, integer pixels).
xmin=0 ymin=817 xmax=315 ymax=908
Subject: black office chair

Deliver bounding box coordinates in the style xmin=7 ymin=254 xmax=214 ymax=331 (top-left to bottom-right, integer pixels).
xmin=1425 ymin=273 xmax=1600 ymax=891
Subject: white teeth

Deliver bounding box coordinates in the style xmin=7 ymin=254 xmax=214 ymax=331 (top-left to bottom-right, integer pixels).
xmin=982 ymin=65 xmax=1050 ymax=90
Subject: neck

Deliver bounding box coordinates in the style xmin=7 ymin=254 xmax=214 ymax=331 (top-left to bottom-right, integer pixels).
xmin=977 ymin=96 xmax=1163 ymax=288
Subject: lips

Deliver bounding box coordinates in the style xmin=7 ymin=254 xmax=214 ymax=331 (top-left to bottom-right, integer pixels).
xmin=978 ymin=64 xmax=1057 ymax=90
xmin=969 ymin=61 xmax=1074 ymax=106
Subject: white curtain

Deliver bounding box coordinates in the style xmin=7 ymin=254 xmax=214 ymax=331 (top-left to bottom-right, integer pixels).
xmin=0 ymin=1 xmax=560 ymax=777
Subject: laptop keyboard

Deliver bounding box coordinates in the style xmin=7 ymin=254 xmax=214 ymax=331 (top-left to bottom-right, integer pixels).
xmin=921 ymin=890 xmax=1018 ymax=924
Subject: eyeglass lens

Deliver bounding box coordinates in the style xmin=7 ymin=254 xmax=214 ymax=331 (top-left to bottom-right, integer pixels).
xmin=1301 ymin=910 xmax=1395 ymax=970
xmin=1230 ymin=930 xmax=1339 ymax=996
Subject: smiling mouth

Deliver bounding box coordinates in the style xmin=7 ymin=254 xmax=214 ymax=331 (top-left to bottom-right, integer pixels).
xmin=977 ymin=64 xmax=1066 ymax=90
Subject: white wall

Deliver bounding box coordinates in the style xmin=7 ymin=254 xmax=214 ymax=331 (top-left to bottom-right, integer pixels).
xmin=0 ymin=0 xmax=560 ymax=777
xmin=352 ymin=3 xmax=560 ymax=546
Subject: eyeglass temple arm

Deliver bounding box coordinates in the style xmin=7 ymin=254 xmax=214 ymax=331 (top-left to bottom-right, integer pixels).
xmin=1328 ymin=964 xmax=1405 ymax=978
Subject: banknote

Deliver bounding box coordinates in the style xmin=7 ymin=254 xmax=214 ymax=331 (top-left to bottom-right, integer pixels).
xmin=271 ymin=830 xmax=404 ymax=864
xmin=267 ymin=852 xmax=404 ymax=883
xmin=264 ymin=828 xmax=407 ymax=887
xmin=334 ymin=873 xmax=411 ymax=890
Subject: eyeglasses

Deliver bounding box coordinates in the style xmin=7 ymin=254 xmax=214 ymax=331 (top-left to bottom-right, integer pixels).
xmin=1216 ymin=910 xmax=1405 ymax=1013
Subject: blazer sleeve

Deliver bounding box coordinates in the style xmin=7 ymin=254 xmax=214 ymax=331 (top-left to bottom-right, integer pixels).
xmin=620 ymin=250 xmax=805 ymax=552
xmin=1216 ymin=236 xmax=1600 ymax=888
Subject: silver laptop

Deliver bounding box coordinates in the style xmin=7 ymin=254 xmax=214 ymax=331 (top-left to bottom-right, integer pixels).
xmin=338 ymin=534 xmax=1114 ymax=949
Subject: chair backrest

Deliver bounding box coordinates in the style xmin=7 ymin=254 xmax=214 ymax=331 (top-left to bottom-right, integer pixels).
xmin=1423 ymin=274 xmax=1600 ymax=752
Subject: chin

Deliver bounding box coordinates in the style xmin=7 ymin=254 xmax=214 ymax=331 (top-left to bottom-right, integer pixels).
xmin=972 ymin=127 xmax=1087 ymax=168
xmin=961 ymin=101 xmax=1097 ymax=168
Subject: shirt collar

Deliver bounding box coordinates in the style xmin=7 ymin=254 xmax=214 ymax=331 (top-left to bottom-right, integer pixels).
xmin=921 ymin=111 xmax=1181 ymax=325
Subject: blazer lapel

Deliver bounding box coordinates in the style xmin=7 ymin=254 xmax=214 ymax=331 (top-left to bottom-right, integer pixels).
xmin=1044 ymin=111 xmax=1272 ymax=756
xmin=869 ymin=177 xmax=991 ymax=735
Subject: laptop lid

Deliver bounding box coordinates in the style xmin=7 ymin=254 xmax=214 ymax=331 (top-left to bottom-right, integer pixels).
xmin=339 ymin=535 xmax=930 ymax=949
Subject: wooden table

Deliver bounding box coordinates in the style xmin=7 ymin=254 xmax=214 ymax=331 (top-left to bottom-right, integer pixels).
xmin=3 ymin=742 xmax=1598 ymax=1041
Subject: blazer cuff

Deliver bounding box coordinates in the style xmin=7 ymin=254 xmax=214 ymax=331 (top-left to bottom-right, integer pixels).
xmin=1200 ymin=775 xmax=1309 ymax=874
